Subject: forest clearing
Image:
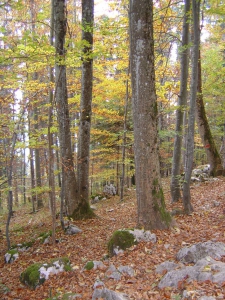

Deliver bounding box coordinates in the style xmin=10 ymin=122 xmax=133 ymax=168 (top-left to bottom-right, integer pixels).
xmin=0 ymin=177 xmax=225 ymax=300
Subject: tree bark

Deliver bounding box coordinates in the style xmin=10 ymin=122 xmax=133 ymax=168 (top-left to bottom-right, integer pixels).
xmin=48 ymin=0 xmax=56 ymax=244
xmin=170 ymin=0 xmax=190 ymax=202
xmin=120 ymin=64 xmax=130 ymax=201
xmin=182 ymin=0 xmax=201 ymax=214
xmin=77 ymin=0 xmax=94 ymax=205
xmin=129 ymin=0 xmax=171 ymax=230
xmin=28 ymin=113 xmax=36 ymax=213
xmin=196 ymin=50 xmax=222 ymax=176
xmin=54 ymin=0 xmax=79 ymax=216
xmin=29 ymin=0 xmax=43 ymax=209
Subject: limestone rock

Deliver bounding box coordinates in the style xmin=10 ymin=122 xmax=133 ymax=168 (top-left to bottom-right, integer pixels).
xmin=176 ymin=241 xmax=225 ymax=263
xmin=92 ymin=288 xmax=130 ymax=300
xmin=65 ymin=224 xmax=82 ymax=235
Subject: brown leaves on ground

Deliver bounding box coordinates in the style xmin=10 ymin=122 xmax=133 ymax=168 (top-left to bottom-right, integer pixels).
xmin=0 ymin=177 xmax=225 ymax=299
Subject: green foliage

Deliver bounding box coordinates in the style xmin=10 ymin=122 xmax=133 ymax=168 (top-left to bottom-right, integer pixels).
xmin=10 ymin=240 xmax=35 ymax=250
xmin=107 ymin=230 xmax=136 ymax=257
xmin=38 ymin=231 xmax=52 ymax=243
xmin=12 ymin=225 xmax=25 ymax=233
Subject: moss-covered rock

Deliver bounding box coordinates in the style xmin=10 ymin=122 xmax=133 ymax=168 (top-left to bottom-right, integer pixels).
xmin=4 ymin=249 xmax=19 ymax=263
xmin=20 ymin=263 xmax=43 ymax=289
xmin=20 ymin=257 xmax=71 ymax=289
xmin=11 ymin=240 xmax=35 ymax=251
xmin=107 ymin=230 xmax=136 ymax=257
xmin=84 ymin=261 xmax=94 ymax=270
xmin=38 ymin=230 xmax=52 ymax=243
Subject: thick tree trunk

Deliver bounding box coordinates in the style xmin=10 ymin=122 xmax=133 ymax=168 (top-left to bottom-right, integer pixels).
xmin=129 ymin=0 xmax=171 ymax=230
xmin=54 ymin=0 xmax=79 ymax=216
xmin=77 ymin=0 xmax=94 ymax=206
xmin=170 ymin=0 xmax=190 ymax=202
xmin=196 ymin=51 xmax=222 ymax=176
xmin=182 ymin=0 xmax=201 ymax=214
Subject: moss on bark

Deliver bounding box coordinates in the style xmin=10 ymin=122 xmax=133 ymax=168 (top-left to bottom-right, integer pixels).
xmin=152 ymin=179 xmax=172 ymax=228
xmin=69 ymin=201 xmax=96 ymax=220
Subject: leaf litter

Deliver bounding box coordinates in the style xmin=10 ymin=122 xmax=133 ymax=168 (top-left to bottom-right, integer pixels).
xmin=0 ymin=177 xmax=224 ymax=299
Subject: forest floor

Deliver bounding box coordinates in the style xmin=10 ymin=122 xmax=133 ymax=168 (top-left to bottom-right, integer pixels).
xmin=0 ymin=177 xmax=225 ymax=300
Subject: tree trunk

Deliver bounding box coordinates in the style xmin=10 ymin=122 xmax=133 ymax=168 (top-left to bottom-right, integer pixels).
xmin=77 ymin=0 xmax=94 ymax=210
xmin=54 ymin=0 xmax=79 ymax=216
xmin=13 ymin=174 xmax=19 ymax=207
xmin=171 ymin=0 xmax=190 ymax=202
xmin=129 ymin=0 xmax=171 ymax=230
xmin=220 ymin=124 xmax=225 ymax=171
xmin=55 ymin=136 xmax=61 ymax=188
xmin=28 ymin=113 xmax=36 ymax=213
xmin=182 ymin=0 xmax=201 ymax=214
xmin=48 ymin=0 xmax=56 ymax=244
xmin=120 ymin=64 xmax=130 ymax=201
xmin=196 ymin=50 xmax=222 ymax=176
xmin=29 ymin=0 xmax=43 ymax=209
xmin=22 ymin=132 xmax=26 ymax=205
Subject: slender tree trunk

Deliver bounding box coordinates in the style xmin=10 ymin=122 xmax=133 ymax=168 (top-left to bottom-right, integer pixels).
xmin=54 ymin=0 xmax=79 ymax=216
xmin=13 ymin=174 xmax=19 ymax=206
xmin=48 ymin=0 xmax=56 ymax=244
xmin=220 ymin=124 xmax=225 ymax=170
xmin=77 ymin=0 xmax=94 ymax=206
xmin=171 ymin=0 xmax=190 ymax=202
xmin=5 ymin=107 xmax=26 ymax=249
xmin=120 ymin=64 xmax=130 ymax=201
xmin=22 ymin=135 xmax=26 ymax=205
xmin=196 ymin=50 xmax=222 ymax=176
xmin=30 ymin=0 xmax=43 ymax=209
xmin=182 ymin=0 xmax=201 ymax=214
xmin=55 ymin=136 xmax=61 ymax=188
xmin=129 ymin=0 xmax=171 ymax=230
xmin=28 ymin=114 xmax=36 ymax=212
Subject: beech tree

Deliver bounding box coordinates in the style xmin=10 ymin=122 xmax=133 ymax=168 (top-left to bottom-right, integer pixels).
xmin=129 ymin=0 xmax=171 ymax=229
xmin=182 ymin=0 xmax=201 ymax=214
xmin=54 ymin=0 xmax=94 ymax=219
xmin=170 ymin=0 xmax=190 ymax=203
xmin=77 ymin=0 xmax=94 ymax=208
xmin=54 ymin=0 xmax=79 ymax=216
